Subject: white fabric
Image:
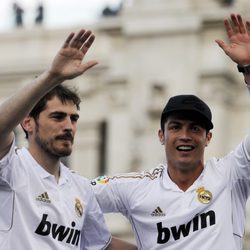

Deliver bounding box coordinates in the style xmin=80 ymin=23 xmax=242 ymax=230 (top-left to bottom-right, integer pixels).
xmin=0 ymin=139 xmax=111 ymax=250
xmin=247 ymin=84 xmax=250 ymax=95
xmin=92 ymin=135 xmax=250 ymax=250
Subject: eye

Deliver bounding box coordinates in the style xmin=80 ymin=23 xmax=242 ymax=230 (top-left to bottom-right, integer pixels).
xmin=70 ymin=114 xmax=79 ymax=123
xmin=51 ymin=114 xmax=64 ymax=121
xmin=191 ymin=125 xmax=201 ymax=132
xmin=168 ymin=124 xmax=180 ymax=131
xmin=49 ymin=112 xmax=67 ymax=121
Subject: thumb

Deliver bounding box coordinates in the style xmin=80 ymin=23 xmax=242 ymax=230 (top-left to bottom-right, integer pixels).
xmin=81 ymin=60 xmax=98 ymax=73
xmin=215 ymin=39 xmax=227 ymax=51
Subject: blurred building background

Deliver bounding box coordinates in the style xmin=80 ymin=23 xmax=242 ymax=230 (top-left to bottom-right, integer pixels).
xmin=0 ymin=0 xmax=250 ymax=248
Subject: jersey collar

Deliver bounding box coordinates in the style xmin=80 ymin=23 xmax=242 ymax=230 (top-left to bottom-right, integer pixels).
xmin=161 ymin=164 xmax=205 ymax=192
xmin=23 ymin=147 xmax=70 ymax=185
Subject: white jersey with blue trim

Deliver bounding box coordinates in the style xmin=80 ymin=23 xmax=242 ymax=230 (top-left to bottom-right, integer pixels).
xmin=92 ymin=135 xmax=250 ymax=250
xmin=0 ymin=138 xmax=111 ymax=250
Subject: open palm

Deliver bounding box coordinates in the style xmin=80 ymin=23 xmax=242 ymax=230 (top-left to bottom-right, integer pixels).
xmin=216 ymin=14 xmax=250 ymax=65
xmin=49 ymin=29 xmax=98 ymax=81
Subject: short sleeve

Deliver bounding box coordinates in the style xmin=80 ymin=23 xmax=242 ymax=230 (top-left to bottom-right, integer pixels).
xmin=91 ymin=175 xmax=133 ymax=216
xmin=0 ymin=139 xmax=15 ymax=172
xmin=80 ymin=186 xmax=111 ymax=250
xmin=243 ymin=134 xmax=250 ymax=161
xmin=0 ymin=140 xmax=15 ymax=232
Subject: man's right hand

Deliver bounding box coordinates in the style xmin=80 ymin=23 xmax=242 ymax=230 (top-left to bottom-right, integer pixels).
xmin=48 ymin=29 xmax=98 ymax=82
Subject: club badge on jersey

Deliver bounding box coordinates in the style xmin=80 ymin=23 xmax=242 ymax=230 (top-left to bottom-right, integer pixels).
xmin=196 ymin=187 xmax=213 ymax=204
xmin=75 ymin=198 xmax=83 ymax=217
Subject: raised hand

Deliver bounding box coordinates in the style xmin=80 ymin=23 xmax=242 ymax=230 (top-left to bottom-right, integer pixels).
xmin=48 ymin=29 xmax=98 ymax=81
xmin=215 ymin=14 xmax=250 ymax=65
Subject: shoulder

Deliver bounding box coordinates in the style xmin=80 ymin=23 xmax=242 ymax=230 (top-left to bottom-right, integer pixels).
xmin=91 ymin=165 xmax=164 ymax=186
xmin=62 ymin=166 xmax=90 ymax=186
xmin=0 ymin=144 xmax=27 ymax=168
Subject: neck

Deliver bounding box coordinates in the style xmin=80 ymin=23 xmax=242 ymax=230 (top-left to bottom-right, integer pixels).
xmin=28 ymin=146 xmax=61 ymax=182
xmin=167 ymin=162 xmax=204 ymax=192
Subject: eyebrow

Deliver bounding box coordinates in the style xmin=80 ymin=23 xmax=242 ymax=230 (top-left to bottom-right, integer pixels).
xmin=49 ymin=111 xmax=79 ymax=118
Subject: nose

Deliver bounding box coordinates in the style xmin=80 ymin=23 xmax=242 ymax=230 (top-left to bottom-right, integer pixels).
xmin=63 ymin=116 xmax=74 ymax=131
xmin=179 ymin=127 xmax=192 ymax=141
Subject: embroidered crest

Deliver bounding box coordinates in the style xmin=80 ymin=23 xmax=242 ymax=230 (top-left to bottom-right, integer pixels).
xmin=196 ymin=187 xmax=213 ymax=204
xmin=75 ymin=198 xmax=83 ymax=217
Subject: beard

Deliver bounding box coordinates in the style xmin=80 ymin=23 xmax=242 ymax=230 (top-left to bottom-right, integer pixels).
xmin=34 ymin=131 xmax=73 ymax=158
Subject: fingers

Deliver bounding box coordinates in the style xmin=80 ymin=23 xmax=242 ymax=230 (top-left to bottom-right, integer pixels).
xmin=62 ymin=32 xmax=75 ymax=48
xmin=215 ymin=39 xmax=233 ymax=58
xmin=236 ymin=14 xmax=246 ymax=34
xmin=225 ymin=13 xmax=249 ymax=37
xmin=230 ymin=14 xmax=241 ymax=34
xmin=71 ymin=29 xmax=87 ymax=49
xmin=80 ymin=34 xmax=95 ymax=54
xmin=215 ymin=39 xmax=228 ymax=53
xmin=79 ymin=30 xmax=93 ymax=47
xmin=61 ymin=29 xmax=95 ymax=52
xmin=246 ymin=20 xmax=250 ymax=36
xmin=224 ymin=19 xmax=234 ymax=39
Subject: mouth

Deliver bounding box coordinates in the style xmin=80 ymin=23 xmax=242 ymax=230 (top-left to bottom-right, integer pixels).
xmin=56 ymin=134 xmax=74 ymax=143
xmin=176 ymin=145 xmax=194 ymax=152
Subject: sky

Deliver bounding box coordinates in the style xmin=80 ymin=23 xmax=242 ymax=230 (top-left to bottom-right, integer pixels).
xmin=0 ymin=0 xmax=125 ymax=32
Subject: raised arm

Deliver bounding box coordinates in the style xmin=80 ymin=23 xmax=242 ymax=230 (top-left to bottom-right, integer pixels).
xmin=0 ymin=29 xmax=97 ymax=159
xmin=216 ymin=13 xmax=250 ymax=156
xmin=215 ymin=13 xmax=250 ymax=85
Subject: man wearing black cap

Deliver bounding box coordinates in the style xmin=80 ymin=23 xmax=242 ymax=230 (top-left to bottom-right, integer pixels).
xmin=157 ymin=94 xmax=214 ymax=191
xmin=92 ymin=13 xmax=250 ymax=249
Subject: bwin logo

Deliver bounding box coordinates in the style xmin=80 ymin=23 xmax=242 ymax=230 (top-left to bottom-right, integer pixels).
xmin=157 ymin=210 xmax=216 ymax=244
xmin=35 ymin=214 xmax=81 ymax=246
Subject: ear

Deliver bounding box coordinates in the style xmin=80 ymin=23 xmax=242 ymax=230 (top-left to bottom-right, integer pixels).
xmin=158 ymin=129 xmax=165 ymax=145
xmin=21 ymin=117 xmax=35 ymax=135
xmin=205 ymin=131 xmax=212 ymax=146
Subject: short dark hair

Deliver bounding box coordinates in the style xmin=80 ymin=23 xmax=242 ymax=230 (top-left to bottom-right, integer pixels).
xmin=22 ymin=84 xmax=81 ymax=138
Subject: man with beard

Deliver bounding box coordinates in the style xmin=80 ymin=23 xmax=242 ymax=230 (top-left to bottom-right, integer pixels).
xmin=91 ymin=13 xmax=250 ymax=250
xmin=0 ymin=29 xmax=137 ymax=249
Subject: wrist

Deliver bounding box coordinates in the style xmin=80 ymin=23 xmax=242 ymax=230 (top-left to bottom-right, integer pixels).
xmin=244 ymin=75 xmax=250 ymax=85
xmin=44 ymin=70 xmax=64 ymax=85
xmin=237 ymin=64 xmax=250 ymax=74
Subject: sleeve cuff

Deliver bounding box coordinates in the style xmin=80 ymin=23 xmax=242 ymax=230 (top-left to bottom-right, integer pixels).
xmin=0 ymin=138 xmax=15 ymax=168
xmin=243 ymin=135 xmax=250 ymax=162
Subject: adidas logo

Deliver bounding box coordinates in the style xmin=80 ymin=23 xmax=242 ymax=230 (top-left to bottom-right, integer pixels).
xmin=151 ymin=206 xmax=165 ymax=217
xmin=36 ymin=192 xmax=51 ymax=203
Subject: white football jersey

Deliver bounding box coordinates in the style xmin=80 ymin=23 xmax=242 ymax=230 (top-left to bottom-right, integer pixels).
xmin=0 ymin=139 xmax=111 ymax=250
xmin=92 ymin=135 xmax=250 ymax=250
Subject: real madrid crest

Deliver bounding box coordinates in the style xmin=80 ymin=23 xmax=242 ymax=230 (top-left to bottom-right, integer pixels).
xmin=196 ymin=187 xmax=213 ymax=204
xmin=75 ymin=198 xmax=83 ymax=217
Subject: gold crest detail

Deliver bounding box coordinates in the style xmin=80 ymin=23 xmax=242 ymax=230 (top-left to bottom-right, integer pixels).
xmin=75 ymin=198 xmax=83 ymax=217
xmin=196 ymin=187 xmax=213 ymax=204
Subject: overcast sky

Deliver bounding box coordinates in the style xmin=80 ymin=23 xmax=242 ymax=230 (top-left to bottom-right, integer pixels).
xmin=0 ymin=0 xmax=125 ymax=32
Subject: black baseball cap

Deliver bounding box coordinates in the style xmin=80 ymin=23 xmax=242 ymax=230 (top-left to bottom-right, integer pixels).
xmin=160 ymin=95 xmax=213 ymax=130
